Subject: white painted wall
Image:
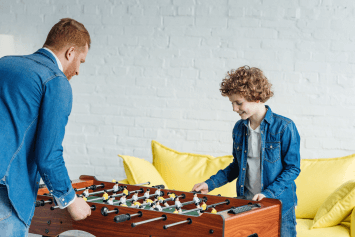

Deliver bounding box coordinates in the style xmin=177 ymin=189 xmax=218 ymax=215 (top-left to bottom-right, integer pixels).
xmin=1 ymin=0 xmax=355 ymax=184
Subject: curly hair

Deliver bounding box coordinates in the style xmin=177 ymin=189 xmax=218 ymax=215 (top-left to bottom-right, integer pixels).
xmin=220 ymin=66 xmax=274 ymax=103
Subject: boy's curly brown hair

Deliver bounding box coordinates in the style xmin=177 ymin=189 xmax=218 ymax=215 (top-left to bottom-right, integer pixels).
xmin=220 ymin=66 xmax=274 ymax=103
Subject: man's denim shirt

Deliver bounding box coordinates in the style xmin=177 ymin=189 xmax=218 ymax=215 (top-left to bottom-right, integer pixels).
xmin=0 ymin=49 xmax=75 ymax=226
xmin=205 ymin=106 xmax=301 ymax=217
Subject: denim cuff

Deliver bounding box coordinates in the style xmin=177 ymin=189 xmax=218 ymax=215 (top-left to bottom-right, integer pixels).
xmin=261 ymin=189 xmax=274 ymax=199
xmin=52 ymin=187 xmax=76 ymax=209
xmin=205 ymin=179 xmax=216 ymax=192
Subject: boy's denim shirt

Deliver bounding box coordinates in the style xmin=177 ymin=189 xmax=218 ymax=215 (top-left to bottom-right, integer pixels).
xmin=205 ymin=105 xmax=301 ymax=217
xmin=0 ymin=49 xmax=75 ymax=226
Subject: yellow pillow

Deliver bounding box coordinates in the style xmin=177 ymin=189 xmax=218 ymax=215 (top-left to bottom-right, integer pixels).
xmin=151 ymin=140 xmax=237 ymax=197
xmin=118 ymin=155 xmax=169 ymax=188
xmin=295 ymin=154 xmax=355 ymax=219
xmin=311 ymin=180 xmax=355 ymax=229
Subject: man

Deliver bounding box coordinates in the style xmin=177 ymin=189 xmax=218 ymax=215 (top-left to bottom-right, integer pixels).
xmin=0 ymin=18 xmax=92 ymax=236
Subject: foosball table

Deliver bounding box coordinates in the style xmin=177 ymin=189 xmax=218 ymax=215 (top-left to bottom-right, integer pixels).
xmin=29 ymin=175 xmax=282 ymax=237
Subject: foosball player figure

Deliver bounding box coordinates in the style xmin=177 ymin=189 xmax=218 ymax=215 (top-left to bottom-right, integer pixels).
xmin=174 ymin=196 xmax=182 ymax=210
xmin=167 ymin=192 xmax=175 ymax=199
xmin=154 ymin=188 xmax=161 ymax=196
xmin=119 ymin=193 xmax=127 ymax=206
xmin=102 ymin=190 xmax=109 ymax=202
xmin=113 ymin=182 xmax=119 ymax=193
xmin=83 ymin=187 xmax=89 ymax=198
xmin=201 ymin=200 xmax=207 ymax=211
xmin=173 ymin=207 xmax=179 ymax=214
xmin=107 ymin=196 xmax=115 ymax=205
xmin=132 ymin=200 xmax=141 ymax=208
xmin=177 ymin=207 xmax=182 ymax=214
xmin=123 ymin=186 xmax=129 ymax=196
xmin=150 ymin=202 xmax=158 ymax=211
xmin=83 ymin=196 xmax=87 ymax=202
xmin=155 ymin=201 xmax=163 ymax=211
xmin=144 ymin=189 xmax=150 ymax=199
xmin=193 ymin=193 xmax=201 ymax=208
xmin=158 ymin=195 xmax=169 ymax=207
xmin=211 ymin=205 xmax=217 ymax=214
xmin=132 ymin=192 xmax=139 ymax=202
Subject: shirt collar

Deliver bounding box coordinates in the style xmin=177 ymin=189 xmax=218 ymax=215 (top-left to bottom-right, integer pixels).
xmin=242 ymin=105 xmax=273 ymax=127
xmin=248 ymin=120 xmax=260 ymax=133
xmin=42 ymin=47 xmax=63 ymax=72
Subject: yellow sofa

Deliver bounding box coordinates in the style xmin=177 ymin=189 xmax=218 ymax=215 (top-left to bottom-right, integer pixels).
xmin=118 ymin=140 xmax=355 ymax=237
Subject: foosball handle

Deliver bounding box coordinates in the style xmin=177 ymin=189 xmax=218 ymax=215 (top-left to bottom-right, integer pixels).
xmin=91 ymin=205 xmax=96 ymax=211
xmin=114 ymin=214 xmax=131 ymax=223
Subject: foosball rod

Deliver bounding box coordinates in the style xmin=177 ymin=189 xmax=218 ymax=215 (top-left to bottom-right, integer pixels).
xmin=114 ymin=211 xmax=143 ymax=223
xmin=87 ymin=188 xmax=138 ymax=202
xmin=161 ymin=199 xmax=195 ymax=211
xmin=35 ymin=199 xmax=53 ymax=207
xmin=181 ymin=199 xmax=230 ymax=215
xmin=50 ymin=204 xmax=97 ymax=211
xmin=74 ymin=183 xmax=105 ymax=192
xmin=131 ymin=214 xmax=167 ymax=227
xmin=163 ymin=218 xmax=192 ymax=229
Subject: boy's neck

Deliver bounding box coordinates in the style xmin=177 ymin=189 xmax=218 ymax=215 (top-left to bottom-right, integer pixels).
xmin=249 ymin=105 xmax=268 ymax=130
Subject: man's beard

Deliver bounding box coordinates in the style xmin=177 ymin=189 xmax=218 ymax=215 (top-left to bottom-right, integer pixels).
xmin=64 ymin=59 xmax=77 ymax=80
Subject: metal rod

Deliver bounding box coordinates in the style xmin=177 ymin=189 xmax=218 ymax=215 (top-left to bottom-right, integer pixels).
xmin=131 ymin=214 xmax=167 ymax=227
xmin=163 ymin=218 xmax=192 ymax=229
xmin=161 ymin=200 xmax=195 ymax=210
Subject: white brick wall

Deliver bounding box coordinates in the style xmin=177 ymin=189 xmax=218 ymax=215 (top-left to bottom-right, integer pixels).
xmin=1 ymin=0 xmax=355 ymax=185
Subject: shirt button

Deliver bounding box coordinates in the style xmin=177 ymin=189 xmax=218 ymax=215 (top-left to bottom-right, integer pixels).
xmin=50 ymin=190 xmax=53 ymax=192
xmin=62 ymin=199 xmax=64 ymax=201
xmin=243 ymin=168 xmax=245 ymax=170
xmin=65 ymin=202 xmax=67 ymax=205
xmin=241 ymin=185 xmax=243 ymax=187
xmin=246 ymin=133 xmax=247 ymax=135
xmin=270 ymin=145 xmax=273 ymax=148
xmin=244 ymin=150 xmax=247 ymax=153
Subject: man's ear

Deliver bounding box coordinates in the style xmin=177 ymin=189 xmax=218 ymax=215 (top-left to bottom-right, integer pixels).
xmin=65 ymin=46 xmax=76 ymax=61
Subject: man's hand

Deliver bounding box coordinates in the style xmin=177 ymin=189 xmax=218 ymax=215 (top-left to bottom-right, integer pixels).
xmin=191 ymin=182 xmax=208 ymax=194
xmin=252 ymin=193 xmax=266 ymax=201
xmin=67 ymin=197 xmax=91 ymax=221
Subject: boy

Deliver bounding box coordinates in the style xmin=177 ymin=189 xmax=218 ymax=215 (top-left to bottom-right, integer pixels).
xmin=192 ymin=66 xmax=300 ymax=237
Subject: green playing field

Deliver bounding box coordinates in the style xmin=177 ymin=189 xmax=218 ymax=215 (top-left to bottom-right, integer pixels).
xmin=86 ymin=196 xmax=201 ymax=216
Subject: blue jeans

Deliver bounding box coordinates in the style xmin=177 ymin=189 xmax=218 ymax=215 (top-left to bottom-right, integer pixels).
xmin=0 ymin=185 xmax=29 ymax=237
xmin=281 ymin=206 xmax=297 ymax=237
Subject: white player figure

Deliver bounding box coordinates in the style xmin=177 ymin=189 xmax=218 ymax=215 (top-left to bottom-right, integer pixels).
xmin=193 ymin=193 xmax=201 ymax=208
xmin=144 ymin=189 xmax=150 ymax=199
xmin=83 ymin=187 xmax=89 ymax=198
xmin=132 ymin=192 xmax=139 ymax=202
xmin=174 ymin=197 xmax=182 ymax=209
xmin=154 ymin=188 xmax=161 ymax=196
xmin=155 ymin=201 xmax=163 ymax=211
xmin=119 ymin=194 xmax=127 ymax=206
xmin=107 ymin=196 xmax=115 ymax=205
xmin=113 ymin=182 xmax=119 ymax=192
xmin=149 ymin=202 xmax=156 ymax=211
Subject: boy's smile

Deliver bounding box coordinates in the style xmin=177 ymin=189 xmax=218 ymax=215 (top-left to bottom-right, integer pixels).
xmin=228 ymin=93 xmax=267 ymax=129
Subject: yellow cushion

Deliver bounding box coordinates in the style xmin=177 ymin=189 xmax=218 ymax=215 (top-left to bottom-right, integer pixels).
xmin=296 ymin=218 xmax=350 ymax=237
xmin=311 ymin=180 xmax=355 ymax=229
xmin=295 ymin=154 xmax=355 ymax=219
xmin=151 ymin=140 xmax=237 ymax=197
xmin=118 ymin=155 xmax=169 ymax=189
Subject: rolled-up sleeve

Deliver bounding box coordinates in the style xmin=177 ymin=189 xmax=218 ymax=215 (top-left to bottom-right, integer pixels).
xmin=34 ymin=76 xmax=75 ymax=208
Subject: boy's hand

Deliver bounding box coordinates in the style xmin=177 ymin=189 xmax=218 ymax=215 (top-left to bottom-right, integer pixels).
xmin=191 ymin=182 xmax=208 ymax=194
xmin=252 ymin=193 xmax=266 ymax=201
xmin=67 ymin=197 xmax=91 ymax=221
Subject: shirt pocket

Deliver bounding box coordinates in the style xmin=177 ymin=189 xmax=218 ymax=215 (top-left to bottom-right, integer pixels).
xmin=264 ymin=142 xmax=281 ymax=163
